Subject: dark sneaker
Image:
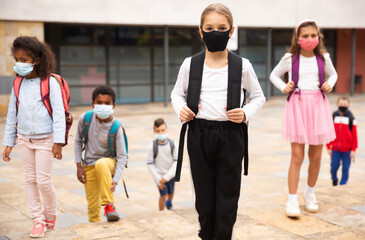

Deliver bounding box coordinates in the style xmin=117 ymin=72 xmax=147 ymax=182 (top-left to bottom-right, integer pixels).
xmin=333 ymin=180 xmax=338 ymax=186
xmin=104 ymin=204 xmax=120 ymax=222
xmin=165 ymin=200 xmax=173 ymax=210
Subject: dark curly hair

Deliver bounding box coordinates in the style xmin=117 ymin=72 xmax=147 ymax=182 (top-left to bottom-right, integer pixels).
xmin=92 ymin=85 xmax=116 ymax=104
xmin=11 ymin=36 xmax=56 ymax=79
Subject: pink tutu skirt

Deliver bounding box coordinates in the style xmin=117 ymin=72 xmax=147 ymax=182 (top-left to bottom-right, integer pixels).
xmin=283 ymin=90 xmax=336 ymax=145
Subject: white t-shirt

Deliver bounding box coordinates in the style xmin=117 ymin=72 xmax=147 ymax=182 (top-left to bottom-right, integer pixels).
xmin=270 ymin=53 xmax=338 ymax=92
xmin=171 ymin=56 xmax=266 ymax=121
xmin=147 ymin=140 xmax=178 ymax=185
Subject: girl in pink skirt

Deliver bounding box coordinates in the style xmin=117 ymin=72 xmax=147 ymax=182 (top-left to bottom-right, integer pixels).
xmin=270 ymin=19 xmax=337 ymax=217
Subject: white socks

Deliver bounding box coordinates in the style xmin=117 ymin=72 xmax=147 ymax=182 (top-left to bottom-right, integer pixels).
xmin=289 ymin=184 xmax=315 ymax=202
xmin=305 ymin=184 xmax=315 ymax=194
xmin=288 ymin=194 xmax=298 ymax=202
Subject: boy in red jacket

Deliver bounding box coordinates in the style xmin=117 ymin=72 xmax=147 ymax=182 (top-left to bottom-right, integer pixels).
xmin=327 ymin=97 xmax=358 ymax=186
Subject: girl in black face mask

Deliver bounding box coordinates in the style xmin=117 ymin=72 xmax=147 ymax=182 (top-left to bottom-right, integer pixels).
xmin=171 ymin=3 xmax=265 ymax=240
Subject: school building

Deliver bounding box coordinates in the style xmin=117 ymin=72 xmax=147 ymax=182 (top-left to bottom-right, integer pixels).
xmin=0 ymin=0 xmax=364 ymax=112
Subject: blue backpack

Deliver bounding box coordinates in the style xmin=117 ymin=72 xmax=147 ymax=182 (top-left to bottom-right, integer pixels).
xmin=82 ymin=110 xmax=130 ymax=198
xmin=82 ymin=110 xmax=129 ymax=159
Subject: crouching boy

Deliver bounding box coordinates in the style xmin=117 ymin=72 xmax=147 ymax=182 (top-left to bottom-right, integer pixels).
xmin=74 ymin=86 xmax=127 ymax=222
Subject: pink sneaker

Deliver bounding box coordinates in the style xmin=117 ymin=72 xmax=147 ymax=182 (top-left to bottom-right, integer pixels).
xmin=45 ymin=216 xmax=56 ymax=230
xmin=30 ymin=221 xmax=47 ymax=238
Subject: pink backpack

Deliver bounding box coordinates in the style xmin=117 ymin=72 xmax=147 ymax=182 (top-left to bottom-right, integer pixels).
xmin=13 ymin=74 xmax=73 ymax=146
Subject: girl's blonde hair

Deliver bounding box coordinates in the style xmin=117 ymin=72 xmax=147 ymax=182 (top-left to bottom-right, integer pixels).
xmin=200 ymin=3 xmax=233 ymax=27
xmin=288 ymin=21 xmax=327 ymax=60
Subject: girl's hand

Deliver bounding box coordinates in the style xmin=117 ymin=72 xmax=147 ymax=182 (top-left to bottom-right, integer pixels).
xmin=77 ymin=165 xmax=86 ymax=184
xmin=52 ymin=143 xmax=63 ymax=160
xmin=179 ymin=105 xmax=199 ymax=122
xmin=226 ymin=108 xmax=246 ymax=123
xmin=320 ymin=82 xmax=332 ymax=93
xmin=283 ymin=81 xmax=294 ymax=93
xmin=2 ymin=146 xmax=12 ymax=162
xmin=110 ymin=181 xmax=117 ymax=192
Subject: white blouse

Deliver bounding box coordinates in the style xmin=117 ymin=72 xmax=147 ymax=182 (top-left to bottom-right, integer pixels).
xmin=171 ymin=56 xmax=266 ymax=122
xmin=270 ymin=53 xmax=338 ymax=92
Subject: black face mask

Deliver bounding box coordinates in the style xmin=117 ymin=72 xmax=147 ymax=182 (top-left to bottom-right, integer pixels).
xmin=201 ymin=27 xmax=231 ymax=52
xmin=339 ymin=106 xmax=348 ymax=113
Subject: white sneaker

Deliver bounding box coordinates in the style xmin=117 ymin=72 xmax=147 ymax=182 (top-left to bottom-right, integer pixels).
xmin=303 ymin=191 xmax=319 ymax=213
xmin=286 ymin=200 xmax=301 ymax=217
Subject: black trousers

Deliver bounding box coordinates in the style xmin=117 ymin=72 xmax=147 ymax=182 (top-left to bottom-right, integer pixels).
xmin=187 ymin=119 xmax=245 ymax=240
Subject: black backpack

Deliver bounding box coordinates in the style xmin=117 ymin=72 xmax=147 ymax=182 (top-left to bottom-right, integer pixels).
xmin=152 ymin=138 xmax=175 ymax=162
xmin=175 ymin=51 xmax=248 ymax=182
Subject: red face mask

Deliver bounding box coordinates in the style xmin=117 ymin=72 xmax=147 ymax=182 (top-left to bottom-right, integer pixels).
xmin=298 ymin=38 xmax=319 ymax=51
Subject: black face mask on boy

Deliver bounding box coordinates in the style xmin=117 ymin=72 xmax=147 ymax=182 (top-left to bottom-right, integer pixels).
xmin=201 ymin=27 xmax=232 ymax=52
xmin=339 ymin=106 xmax=348 ymax=113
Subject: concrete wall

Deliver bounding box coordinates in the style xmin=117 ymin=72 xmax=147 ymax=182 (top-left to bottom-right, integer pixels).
xmin=0 ymin=0 xmax=365 ymax=28
xmin=0 ymin=21 xmax=44 ymax=116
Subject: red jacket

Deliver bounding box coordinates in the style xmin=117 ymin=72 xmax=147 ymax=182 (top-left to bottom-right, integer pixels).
xmin=327 ymin=110 xmax=358 ymax=152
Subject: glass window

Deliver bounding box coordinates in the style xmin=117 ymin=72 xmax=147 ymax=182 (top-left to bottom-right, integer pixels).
xmin=153 ymin=28 xmax=200 ymax=102
xmin=109 ymin=27 xmax=151 ymax=103
xmin=323 ymin=30 xmax=336 ymax=63
xmin=45 ymin=25 xmax=107 ymax=105
xmin=239 ymin=29 xmax=268 ymax=95
xmin=60 ymin=26 xmax=105 ymax=45
xmin=59 ymin=46 xmax=106 ymax=104
xmin=271 ymin=29 xmax=292 ymax=96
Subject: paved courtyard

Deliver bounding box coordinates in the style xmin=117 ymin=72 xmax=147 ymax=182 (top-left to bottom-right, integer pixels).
xmin=0 ymin=94 xmax=365 ymax=239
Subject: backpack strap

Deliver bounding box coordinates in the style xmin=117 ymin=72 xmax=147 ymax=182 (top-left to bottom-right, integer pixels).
xmin=346 ymin=111 xmax=354 ymax=131
xmin=80 ymin=110 xmax=94 ymax=164
xmin=109 ymin=120 xmax=121 ymax=158
xmin=83 ymin=110 xmax=94 ymax=144
xmin=122 ymin=127 xmax=129 ymax=156
xmin=287 ymin=54 xmax=300 ymax=101
xmin=316 ymin=55 xmax=326 ymax=99
xmin=187 ymin=51 xmax=206 ymax=114
xmin=291 ymin=54 xmax=300 ymax=88
xmin=13 ymin=76 xmax=24 ymax=115
xmin=108 ymin=120 xmax=129 ymax=159
xmin=40 ymin=77 xmax=52 ymax=118
xmin=169 ymin=139 xmax=175 ymax=158
xmin=227 ymin=51 xmax=249 ymax=176
xmin=176 ymin=51 xmax=205 ymax=182
xmin=153 ymin=139 xmax=158 ymax=160
xmin=316 ymin=55 xmax=325 ymax=87
xmin=227 ymin=51 xmax=242 ymax=110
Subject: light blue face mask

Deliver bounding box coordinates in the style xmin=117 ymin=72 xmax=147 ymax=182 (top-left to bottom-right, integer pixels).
xmin=93 ymin=104 xmax=114 ymax=119
xmin=155 ymin=133 xmax=168 ymax=141
xmin=13 ymin=62 xmax=34 ymax=76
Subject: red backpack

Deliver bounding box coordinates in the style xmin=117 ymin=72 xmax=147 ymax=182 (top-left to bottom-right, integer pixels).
xmin=13 ymin=73 xmax=73 ymax=146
